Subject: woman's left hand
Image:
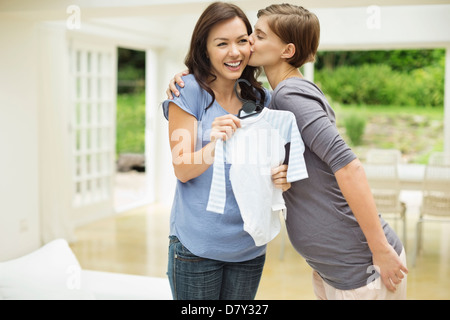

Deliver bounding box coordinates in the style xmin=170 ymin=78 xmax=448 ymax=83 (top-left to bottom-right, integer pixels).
xmin=271 ymin=165 xmax=291 ymax=192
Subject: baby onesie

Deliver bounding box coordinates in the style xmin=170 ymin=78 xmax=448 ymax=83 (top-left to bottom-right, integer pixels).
xmin=207 ymin=108 xmax=308 ymax=246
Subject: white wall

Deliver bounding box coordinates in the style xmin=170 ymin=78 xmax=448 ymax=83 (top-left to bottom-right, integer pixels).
xmin=445 ymin=47 xmax=450 ymax=155
xmin=0 ymin=17 xmax=41 ymax=261
xmin=38 ymin=24 xmax=75 ymax=243
xmin=314 ymin=5 xmax=450 ymax=50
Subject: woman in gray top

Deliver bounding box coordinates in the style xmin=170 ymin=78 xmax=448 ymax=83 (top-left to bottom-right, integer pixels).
xmin=168 ymin=3 xmax=408 ymax=299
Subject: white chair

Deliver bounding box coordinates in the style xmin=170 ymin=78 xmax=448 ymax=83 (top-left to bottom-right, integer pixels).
xmin=365 ymin=149 xmax=407 ymax=248
xmin=413 ymin=152 xmax=450 ymax=266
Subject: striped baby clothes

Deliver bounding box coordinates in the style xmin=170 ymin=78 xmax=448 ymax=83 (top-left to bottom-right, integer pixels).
xmin=206 ymin=108 xmax=308 ymax=246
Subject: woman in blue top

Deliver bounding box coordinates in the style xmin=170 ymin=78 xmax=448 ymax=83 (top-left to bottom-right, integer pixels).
xmin=162 ymin=2 xmax=282 ymax=300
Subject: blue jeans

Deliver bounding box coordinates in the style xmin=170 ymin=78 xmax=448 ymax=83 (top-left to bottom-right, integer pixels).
xmin=167 ymin=236 xmax=265 ymax=300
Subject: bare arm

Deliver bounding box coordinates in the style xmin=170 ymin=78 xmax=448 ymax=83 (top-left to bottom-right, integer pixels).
xmin=168 ymin=103 xmax=240 ymax=183
xmin=335 ymin=158 xmax=408 ymax=292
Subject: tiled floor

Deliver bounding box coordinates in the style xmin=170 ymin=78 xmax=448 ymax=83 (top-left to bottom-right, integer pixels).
xmin=70 ymin=193 xmax=450 ymax=300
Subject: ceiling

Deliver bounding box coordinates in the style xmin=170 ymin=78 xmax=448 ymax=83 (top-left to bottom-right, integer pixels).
xmin=2 ymin=0 xmax=449 ymax=50
xmin=2 ymin=0 xmax=450 ymax=18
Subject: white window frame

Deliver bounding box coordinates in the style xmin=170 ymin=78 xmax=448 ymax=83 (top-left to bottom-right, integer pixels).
xmin=68 ymin=37 xmax=117 ymax=226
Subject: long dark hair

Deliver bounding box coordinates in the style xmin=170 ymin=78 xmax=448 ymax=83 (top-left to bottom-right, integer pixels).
xmin=185 ymin=2 xmax=265 ymax=109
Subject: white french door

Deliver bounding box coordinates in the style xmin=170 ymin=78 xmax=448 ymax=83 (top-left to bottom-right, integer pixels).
xmin=69 ymin=39 xmax=117 ymax=225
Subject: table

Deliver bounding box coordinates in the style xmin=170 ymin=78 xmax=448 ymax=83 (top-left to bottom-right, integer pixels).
xmin=398 ymin=164 xmax=425 ymax=191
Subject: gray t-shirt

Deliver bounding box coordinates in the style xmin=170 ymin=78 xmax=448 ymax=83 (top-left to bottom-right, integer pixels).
xmin=271 ymin=77 xmax=403 ymax=290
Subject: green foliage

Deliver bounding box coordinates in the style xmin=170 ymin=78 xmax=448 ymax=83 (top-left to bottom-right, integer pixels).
xmin=315 ymin=62 xmax=444 ymax=107
xmin=316 ymin=49 xmax=445 ymax=72
xmin=116 ymin=93 xmax=146 ymax=156
xmin=116 ymin=48 xmax=146 ymax=156
xmin=314 ymin=49 xmax=445 ymax=107
xmin=118 ymin=65 xmax=145 ymax=82
xmin=117 ymin=48 xmax=145 ymax=94
xmin=118 ymin=48 xmax=145 ymax=74
xmin=342 ymin=113 xmax=366 ymax=146
xmin=407 ymin=63 xmax=445 ymax=107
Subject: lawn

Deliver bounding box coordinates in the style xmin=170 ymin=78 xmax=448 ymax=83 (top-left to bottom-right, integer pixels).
xmin=115 ymin=92 xmax=444 ymax=164
xmin=334 ymin=104 xmax=444 ymax=164
xmin=116 ymin=92 xmax=146 ymax=157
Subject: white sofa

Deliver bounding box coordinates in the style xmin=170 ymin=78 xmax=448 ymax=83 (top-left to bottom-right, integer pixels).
xmin=0 ymin=239 xmax=172 ymax=300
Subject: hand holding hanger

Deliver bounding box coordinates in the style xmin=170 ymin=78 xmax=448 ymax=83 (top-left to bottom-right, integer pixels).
xmin=210 ymin=114 xmax=241 ymax=142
